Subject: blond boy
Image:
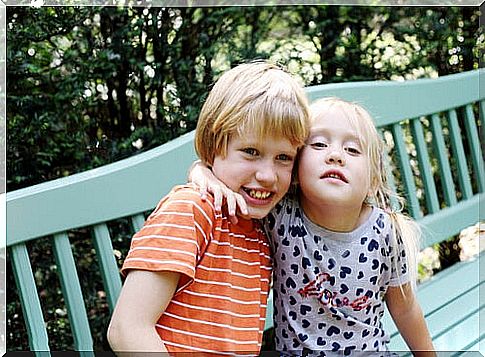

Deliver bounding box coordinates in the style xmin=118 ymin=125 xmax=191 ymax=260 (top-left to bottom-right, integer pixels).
xmin=108 ymin=61 xmax=310 ymax=355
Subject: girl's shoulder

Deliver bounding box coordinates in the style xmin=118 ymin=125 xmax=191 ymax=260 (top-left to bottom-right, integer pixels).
xmin=272 ymin=192 xmax=299 ymax=215
xmin=366 ymin=206 xmax=395 ymax=238
xmin=263 ymin=193 xmax=300 ymax=233
xmin=370 ymin=206 xmax=393 ymax=224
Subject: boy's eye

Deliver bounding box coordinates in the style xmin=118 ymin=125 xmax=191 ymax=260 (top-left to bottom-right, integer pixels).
xmin=242 ymin=148 xmax=259 ymax=156
xmin=276 ymin=154 xmax=294 ymax=162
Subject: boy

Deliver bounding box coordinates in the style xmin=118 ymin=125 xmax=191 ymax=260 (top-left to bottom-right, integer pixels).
xmin=107 ymin=61 xmax=310 ymax=355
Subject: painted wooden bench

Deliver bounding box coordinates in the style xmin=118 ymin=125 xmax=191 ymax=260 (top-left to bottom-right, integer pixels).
xmin=7 ymin=69 xmax=484 ymax=355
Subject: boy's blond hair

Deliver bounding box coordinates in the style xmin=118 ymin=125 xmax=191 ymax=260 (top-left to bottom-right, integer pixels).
xmin=195 ymin=61 xmax=310 ymax=165
xmin=310 ymin=97 xmax=421 ymax=291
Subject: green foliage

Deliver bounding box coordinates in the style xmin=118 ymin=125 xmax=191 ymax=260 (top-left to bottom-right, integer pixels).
xmin=6 ymin=5 xmax=481 ymax=351
xmin=7 ymin=6 xmax=480 ymax=191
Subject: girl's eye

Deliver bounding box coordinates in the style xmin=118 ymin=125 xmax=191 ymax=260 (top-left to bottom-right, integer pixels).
xmin=242 ymin=148 xmax=258 ymax=156
xmin=310 ymin=142 xmax=328 ymax=149
xmin=345 ymin=147 xmax=361 ymax=155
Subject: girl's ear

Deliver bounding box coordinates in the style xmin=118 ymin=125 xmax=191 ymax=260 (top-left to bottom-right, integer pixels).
xmin=368 ymin=176 xmax=377 ymax=196
xmin=364 ymin=190 xmax=374 ymax=205
xmin=366 ymin=176 xmax=378 ymax=203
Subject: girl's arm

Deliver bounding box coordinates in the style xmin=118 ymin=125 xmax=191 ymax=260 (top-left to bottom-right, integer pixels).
xmin=386 ymin=283 xmax=436 ymax=357
xmin=108 ymin=270 xmax=180 ymax=356
xmin=189 ymin=160 xmax=248 ymax=223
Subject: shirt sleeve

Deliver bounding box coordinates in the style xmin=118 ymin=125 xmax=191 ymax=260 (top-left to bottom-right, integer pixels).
xmin=388 ymin=214 xmax=411 ymax=287
xmin=121 ymin=186 xmax=215 ymax=291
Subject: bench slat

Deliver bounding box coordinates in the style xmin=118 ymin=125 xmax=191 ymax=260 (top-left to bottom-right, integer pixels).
xmin=447 ymin=109 xmax=474 ymax=200
xmin=389 ymin=304 xmax=483 ymax=353
xmin=463 ymin=104 xmax=485 ymax=193
xmin=131 ymin=213 xmax=146 ymax=232
xmin=384 ymin=254 xmax=481 ymax=343
xmin=459 ymin=332 xmax=485 ymax=356
xmin=52 ymin=232 xmax=93 ymax=350
xmin=264 ymin=291 xmax=273 ymax=330
xmin=410 ymin=118 xmax=440 ymax=214
xmin=417 ymin=256 xmax=480 ymax=315
xmin=388 ymin=290 xmax=481 ymax=352
xmin=10 ymin=243 xmax=50 ymax=351
xmin=481 ymin=101 xmax=485 ymax=134
xmin=390 ymin=123 xmax=422 ymax=219
xmin=430 ymin=113 xmax=458 ymax=207
xmin=92 ymin=223 xmax=122 ymax=312
xmin=419 ymin=193 xmax=482 ymax=248
xmin=426 ymin=284 xmax=482 ymax=342
xmin=432 ymin=305 xmax=484 ymax=352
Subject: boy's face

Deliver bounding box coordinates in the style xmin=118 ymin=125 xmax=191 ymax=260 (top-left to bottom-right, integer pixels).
xmin=297 ymin=107 xmax=371 ymax=212
xmin=212 ymin=131 xmax=298 ymax=220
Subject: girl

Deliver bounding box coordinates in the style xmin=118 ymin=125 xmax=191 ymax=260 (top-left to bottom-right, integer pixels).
xmin=190 ymin=97 xmax=434 ymax=356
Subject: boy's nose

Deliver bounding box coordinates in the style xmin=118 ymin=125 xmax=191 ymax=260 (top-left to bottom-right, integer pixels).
xmin=255 ymin=162 xmax=277 ymax=185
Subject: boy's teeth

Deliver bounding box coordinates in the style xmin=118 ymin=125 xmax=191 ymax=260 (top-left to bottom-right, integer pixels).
xmin=248 ymin=189 xmax=271 ymax=199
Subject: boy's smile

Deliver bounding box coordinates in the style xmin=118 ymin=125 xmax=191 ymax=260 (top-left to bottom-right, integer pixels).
xmin=243 ymin=187 xmax=274 ymax=202
xmin=212 ymin=131 xmax=298 ymax=220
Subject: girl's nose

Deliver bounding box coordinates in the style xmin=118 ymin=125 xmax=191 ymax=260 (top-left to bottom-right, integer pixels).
xmin=325 ymin=149 xmax=345 ymax=166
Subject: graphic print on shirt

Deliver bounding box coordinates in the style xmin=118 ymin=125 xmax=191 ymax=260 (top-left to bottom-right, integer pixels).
xmin=265 ymin=196 xmax=410 ymax=355
xmin=298 ymin=272 xmax=371 ymax=312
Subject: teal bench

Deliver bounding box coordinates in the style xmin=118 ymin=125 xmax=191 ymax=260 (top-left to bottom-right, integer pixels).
xmin=7 ymin=69 xmax=484 ymax=355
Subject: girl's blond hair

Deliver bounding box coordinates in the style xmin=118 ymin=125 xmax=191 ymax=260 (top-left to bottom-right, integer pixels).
xmin=195 ymin=61 xmax=310 ymax=165
xmin=310 ymin=97 xmax=421 ymax=292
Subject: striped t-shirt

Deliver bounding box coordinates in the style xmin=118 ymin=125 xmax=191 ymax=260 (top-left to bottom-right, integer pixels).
xmin=121 ymin=185 xmax=272 ymax=355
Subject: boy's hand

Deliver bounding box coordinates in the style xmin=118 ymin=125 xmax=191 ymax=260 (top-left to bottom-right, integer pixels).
xmin=188 ymin=161 xmax=248 ymax=225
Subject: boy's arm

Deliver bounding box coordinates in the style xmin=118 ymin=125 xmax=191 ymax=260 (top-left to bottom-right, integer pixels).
xmin=189 ymin=160 xmax=248 ymax=222
xmin=108 ymin=270 xmax=180 ymax=355
xmin=386 ymin=284 xmax=436 ymax=357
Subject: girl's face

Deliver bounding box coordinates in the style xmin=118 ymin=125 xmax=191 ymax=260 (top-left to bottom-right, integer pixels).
xmin=297 ymin=106 xmax=372 ymax=212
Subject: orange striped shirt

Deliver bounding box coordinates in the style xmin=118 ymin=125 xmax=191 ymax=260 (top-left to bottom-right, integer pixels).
xmin=121 ymin=185 xmax=272 ymax=355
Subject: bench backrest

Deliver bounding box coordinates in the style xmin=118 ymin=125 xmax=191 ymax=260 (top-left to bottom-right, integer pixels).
xmin=7 ymin=69 xmax=484 ymax=352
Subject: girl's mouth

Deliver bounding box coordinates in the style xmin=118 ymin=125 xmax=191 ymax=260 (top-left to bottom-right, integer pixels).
xmin=321 ymin=170 xmax=348 ymax=183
